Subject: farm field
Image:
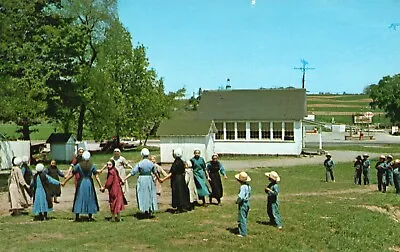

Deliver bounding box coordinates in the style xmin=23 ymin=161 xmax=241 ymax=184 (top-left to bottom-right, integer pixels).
xmin=0 ymin=159 xmax=398 ymax=251
xmin=307 ymin=94 xmax=390 ymax=126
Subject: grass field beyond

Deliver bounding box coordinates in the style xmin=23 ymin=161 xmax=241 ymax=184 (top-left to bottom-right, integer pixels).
xmin=0 ymin=160 xmax=399 ymax=252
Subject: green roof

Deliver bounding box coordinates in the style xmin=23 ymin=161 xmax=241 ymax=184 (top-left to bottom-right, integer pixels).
xmin=157 ymin=112 xmax=215 ymax=136
xmin=197 ymin=88 xmax=307 ymax=121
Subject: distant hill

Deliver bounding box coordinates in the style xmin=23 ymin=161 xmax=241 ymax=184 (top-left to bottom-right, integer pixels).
xmin=307 ymin=94 xmax=389 ymax=126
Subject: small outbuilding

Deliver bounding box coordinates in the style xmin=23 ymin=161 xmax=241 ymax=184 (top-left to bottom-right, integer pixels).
xmin=157 ymin=115 xmax=216 ymax=163
xmin=46 ymin=133 xmax=76 ymax=162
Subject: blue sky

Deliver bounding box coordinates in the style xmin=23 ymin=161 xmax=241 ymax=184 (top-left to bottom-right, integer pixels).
xmin=118 ymin=0 xmax=400 ymax=96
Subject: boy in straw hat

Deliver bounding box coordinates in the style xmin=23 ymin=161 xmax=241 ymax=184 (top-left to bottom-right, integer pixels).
xmin=235 ymin=171 xmax=251 ymax=237
xmin=265 ymin=171 xmax=282 ymax=229
xmin=375 ymin=155 xmax=387 ymax=192
xmin=323 ymin=153 xmax=335 ymax=182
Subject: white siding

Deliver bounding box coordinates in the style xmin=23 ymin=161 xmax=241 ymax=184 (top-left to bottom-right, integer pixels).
xmin=9 ymin=141 xmax=30 ymax=159
xmin=160 ymin=135 xmax=215 ymax=163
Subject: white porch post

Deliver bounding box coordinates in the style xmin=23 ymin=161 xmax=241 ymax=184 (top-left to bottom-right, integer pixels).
xmin=319 ymin=126 xmax=323 ymax=150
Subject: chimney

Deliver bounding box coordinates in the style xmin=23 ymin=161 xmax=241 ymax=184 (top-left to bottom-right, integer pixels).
xmin=226 ymin=78 xmax=232 ymax=90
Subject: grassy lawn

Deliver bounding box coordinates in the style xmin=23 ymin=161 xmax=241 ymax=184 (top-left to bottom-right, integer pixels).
xmin=0 ymin=160 xmax=399 ymax=251
xmin=323 ymin=144 xmax=400 ymax=154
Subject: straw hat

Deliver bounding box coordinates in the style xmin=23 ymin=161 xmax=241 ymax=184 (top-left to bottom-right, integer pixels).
xmin=82 ymin=151 xmax=91 ymax=160
xmin=235 ymin=171 xmax=251 ymax=182
xmin=395 ymin=159 xmax=400 ymax=164
xmin=363 ymin=153 xmax=369 ymax=157
xmin=114 ymin=148 xmax=121 ymax=153
xmin=36 ymin=163 xmax=44 ymax=172
xmin=325 ymin=153 xmax=331 ymax=157
xmin=387 ymin=155 xmax=393 ymax=159
xmin=141 ymin=148 xmax=150 ymax=157
xmin=265 ymin=171 xmax=281 ymax=182
xmin=379 ymin=155 xmax=385 ymax=159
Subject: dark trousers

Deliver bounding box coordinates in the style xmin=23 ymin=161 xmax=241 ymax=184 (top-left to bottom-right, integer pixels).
xmin=377 ymin=173 xmax=386 ymax=192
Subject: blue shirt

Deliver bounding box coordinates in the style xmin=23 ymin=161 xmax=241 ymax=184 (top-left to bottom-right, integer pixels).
xmin=130 ymin=159 xmax=157 ymax=176
xmin=237 ymin=184 xmax=251 ymax=204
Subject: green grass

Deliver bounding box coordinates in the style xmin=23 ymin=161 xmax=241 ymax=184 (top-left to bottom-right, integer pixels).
xmin=0 ymin=160 xmax=399 ymax=251
xmin=0 ymin=123 xmax=56 ymax=140
xmin=323 ymin=144 xmax=400 ymax=154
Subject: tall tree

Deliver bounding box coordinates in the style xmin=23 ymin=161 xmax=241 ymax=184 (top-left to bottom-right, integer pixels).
xmin=367 ymin=74 xmax=400 ymax=124
xmin=60 ymin=0 xmax=118 ymax=141
xmin=0 ymin=0 xmax=67 ymax=140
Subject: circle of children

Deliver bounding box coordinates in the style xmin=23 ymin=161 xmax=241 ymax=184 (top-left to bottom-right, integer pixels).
xmin=8 ymin=146 xmax=283 ymax=237
xmin=324 ymin=152 xmax=400 ymax=194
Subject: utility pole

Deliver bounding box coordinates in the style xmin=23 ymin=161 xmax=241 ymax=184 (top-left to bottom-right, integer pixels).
xmin=294 ymin=59 xmax=315 ymax=89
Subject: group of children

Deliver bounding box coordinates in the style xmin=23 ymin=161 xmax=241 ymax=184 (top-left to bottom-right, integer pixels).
xmin=353 ymin=153 xmax=372 ymax=185
xmin=374 ymin=154 xmax=399 ymax=194
xmin=234 ymin=170 xmax=283 ymax=237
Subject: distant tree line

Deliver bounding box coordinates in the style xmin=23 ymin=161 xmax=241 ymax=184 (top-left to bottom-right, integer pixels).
xmin=0 ymin=0 xmax=185 ymax=143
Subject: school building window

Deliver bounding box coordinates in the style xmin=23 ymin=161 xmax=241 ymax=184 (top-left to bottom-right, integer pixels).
xmin=273 ymin=122 xmax=282 ymax=140
xmin=236 ymin=122 xmax=246 ymax=140
xmin=225 ymin=122 xmax=235 ymax=140
xmin=284 ymin=122 xmax=294 ymax=141
xmin=215 ymin=122 xmax=223 ymax=140
xmin=261 ymin=122 xmax=271 ymax=140
xmin=214 ymin=121 xmax=295 ymax=141
xmin=250 ymin=122 xmax=260 ymax=139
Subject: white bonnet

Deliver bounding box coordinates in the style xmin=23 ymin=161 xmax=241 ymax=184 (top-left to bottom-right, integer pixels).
xmin=173 ymin=148 xmax=183 ymax=158
xmin=82 ymin=151 xmax=91 ymax=160
xmin=36 ymin=163 xmax=44 ymax=172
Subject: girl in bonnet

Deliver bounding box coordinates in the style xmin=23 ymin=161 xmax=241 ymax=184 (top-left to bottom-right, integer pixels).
xmin=265 ymin=171 xmax=282 ymax=229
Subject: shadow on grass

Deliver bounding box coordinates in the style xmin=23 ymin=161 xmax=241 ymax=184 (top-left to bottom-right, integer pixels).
xmin=226 ymin=227 xmax=239 ymax=235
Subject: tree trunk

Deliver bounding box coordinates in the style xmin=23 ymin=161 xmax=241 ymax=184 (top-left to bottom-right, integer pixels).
xmin=76 ymin=103 xmax=86 ymax=141
xmin=22 ymin=124 xmax=31 ymax=141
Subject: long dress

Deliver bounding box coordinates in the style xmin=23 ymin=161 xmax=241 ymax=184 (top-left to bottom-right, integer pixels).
xmin=185 ymin=167 xmax=198 ymax=203
xmin=190 ymin=157 xmax=210 ymax=198
xmin=8 ymin=166 xmax=30 ymax=211
xmin=112 ymin=156 xmax=130 ymax=194
xmin=170 ymin=158 xmax=190 ymax=210
xmin=44 ymin=165 xmax=64 ymax=197
xmin=153 ymin=164 xmax=168 ymax=195
xmin=130 ymin=159 xmax=158 ymax=212
xmin=70 ymin=156 xmax=83 ymax=187
xmin=104 ymin=167 xmax=127 ymax=215
xmin=72 ymin=162 xmax=100 ymax=214
xmin=206 ymin=161 xmax=226 ymax=201
xmin=31 ymin=172 xmax=60 ymax=215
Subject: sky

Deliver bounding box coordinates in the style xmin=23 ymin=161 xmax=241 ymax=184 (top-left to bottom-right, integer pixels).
xmin=117 ymin=0 xmax=400 ymax=96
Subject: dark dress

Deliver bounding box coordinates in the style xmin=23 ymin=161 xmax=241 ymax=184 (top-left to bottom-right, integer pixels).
xmin=206 ymin=161 xmax=226 ymax=201
xmin=45 ymin=165 xmax=64 ymax=197
xmin=104 ymin=167 xmax=127 ymax=215
xmin=170 ymin=158 xmax=190 ymax=210
xmin=72 ymin=161 xmax=100 ymax=214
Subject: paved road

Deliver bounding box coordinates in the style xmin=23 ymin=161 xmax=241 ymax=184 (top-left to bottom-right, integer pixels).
xmin=220 ymin=150 xmax=382 ymax=171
